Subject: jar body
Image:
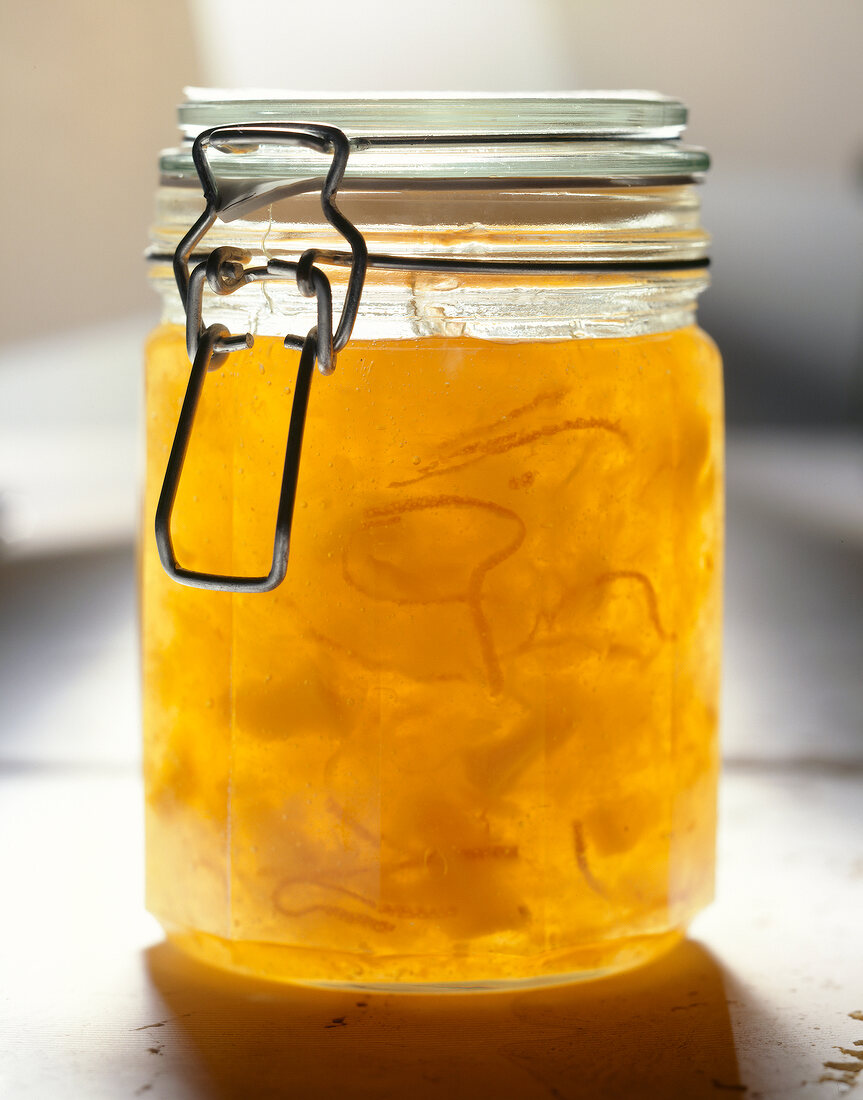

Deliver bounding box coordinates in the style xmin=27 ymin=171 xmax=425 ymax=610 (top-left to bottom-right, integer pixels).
xmin=142 ymin=320 xmax=723 ymax=988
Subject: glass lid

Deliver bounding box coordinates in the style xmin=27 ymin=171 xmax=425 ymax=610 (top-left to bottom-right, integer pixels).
xmin=178 ymin=89 xmax=689 ymax=139
xmin=161 ymin=89 xmax=710 ymax=185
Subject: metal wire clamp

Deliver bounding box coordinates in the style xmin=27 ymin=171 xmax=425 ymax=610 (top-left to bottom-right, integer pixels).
xmin=156 ymin=123 xmax=368 ymax=592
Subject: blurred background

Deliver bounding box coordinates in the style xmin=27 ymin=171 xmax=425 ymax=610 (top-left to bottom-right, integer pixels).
xmin=0 ymin=0 xmax=860 ymax=770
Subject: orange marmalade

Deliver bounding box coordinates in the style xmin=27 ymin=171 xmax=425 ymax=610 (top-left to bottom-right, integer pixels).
xmin=143 ymin=322 xmax=722 ymax=987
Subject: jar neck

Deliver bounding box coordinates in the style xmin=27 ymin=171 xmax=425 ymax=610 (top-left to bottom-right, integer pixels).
xmin=149 ymin=182 xmax=710 ymax=341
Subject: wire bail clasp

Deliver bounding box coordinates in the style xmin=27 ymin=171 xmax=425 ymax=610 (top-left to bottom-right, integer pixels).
xmin=155 ymin=122 xmax=368 ymax=592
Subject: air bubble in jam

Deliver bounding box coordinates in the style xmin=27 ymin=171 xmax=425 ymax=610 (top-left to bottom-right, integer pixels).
xmin=142 ymin=324 xmax=723 ymax=987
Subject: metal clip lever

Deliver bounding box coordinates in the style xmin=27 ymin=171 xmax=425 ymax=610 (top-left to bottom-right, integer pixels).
xmin=154 ymin=324 xmax=317 ymax=593
xmin=158 ymin=121 xmax=368 ymax=593
xmin=173 ymin=122 xmax=367 ymax=357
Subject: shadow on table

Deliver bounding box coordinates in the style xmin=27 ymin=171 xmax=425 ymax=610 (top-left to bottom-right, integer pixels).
xmin=144 ymin=937 xmax=744 ymax=1099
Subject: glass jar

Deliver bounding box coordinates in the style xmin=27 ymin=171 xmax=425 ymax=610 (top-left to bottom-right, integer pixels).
xmin=144 ymin=92 xmax=722 ymax=991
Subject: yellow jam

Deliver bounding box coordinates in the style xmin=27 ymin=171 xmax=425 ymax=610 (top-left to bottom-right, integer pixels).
xmin=142 ymin=322 xmax=723 ymax=988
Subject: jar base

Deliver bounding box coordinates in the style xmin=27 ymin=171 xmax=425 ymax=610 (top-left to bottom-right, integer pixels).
xmin=163 ymin=924 xmax=686 ymax=993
